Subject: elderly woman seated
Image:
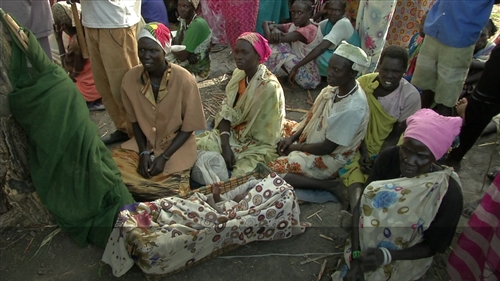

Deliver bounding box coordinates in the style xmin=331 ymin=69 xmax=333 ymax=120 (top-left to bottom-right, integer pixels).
xmin=168 ymin=0 xmax=212 ymax=81
xmin=334 ymin=109 xmax=463 ymax=281
xmin=113 ymin=22 xmax=206 ymax=201
xmin=51 ymin=2 xmax=104 ymax=111
xmin=196 ymin=32 xmax=286 ymax=177
xmin=267 ymin=41 xmax=370 ymax=209
xmin=262 ymin=0 xmax=323 ymax=89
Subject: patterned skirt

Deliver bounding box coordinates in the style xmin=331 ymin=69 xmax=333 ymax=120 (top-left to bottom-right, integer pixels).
xmin=264 ymin=43 xmax=321 ymax=90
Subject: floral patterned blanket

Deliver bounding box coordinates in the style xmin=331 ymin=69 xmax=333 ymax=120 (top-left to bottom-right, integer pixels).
xmin=102 ymin=173 xmax=310 ymax=276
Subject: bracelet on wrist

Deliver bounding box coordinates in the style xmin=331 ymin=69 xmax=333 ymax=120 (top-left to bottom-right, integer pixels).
xmin=352 ymin=250 xmax=361 ymax=260
xmin=379 ymin=247 xmax=392 ymax=266
xmin=161 ymin=154 xmax=170 ymax=161
xmin=220 ymin=131 xmax=230 ymax=137
xmin=139 ymin=150 xmax=150 ymax=157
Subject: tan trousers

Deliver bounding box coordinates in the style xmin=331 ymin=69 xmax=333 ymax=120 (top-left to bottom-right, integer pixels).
xmin=84 ymin=26 xmax=139 ymax=135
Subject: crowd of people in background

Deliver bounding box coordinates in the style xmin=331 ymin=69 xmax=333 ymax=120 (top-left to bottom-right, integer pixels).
xmin=1 ymin=0 xmax=499 ymax=280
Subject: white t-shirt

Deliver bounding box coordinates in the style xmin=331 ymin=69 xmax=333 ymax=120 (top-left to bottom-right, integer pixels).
xmin=81 ymin=0 xmax=141 ymax=28
xmin=319 ymin=17 xmax=354 ymax=50
xmin=326 ymin=85 xmax=369 ymax=147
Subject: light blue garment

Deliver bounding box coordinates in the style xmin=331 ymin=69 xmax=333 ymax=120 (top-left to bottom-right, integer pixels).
xmin=424 ymin=0 xmax=494 ymax=48
xmin=294 ymin=189 xmax=339 ymax=204
xmin=316 ymin=32 xmax=361 ymax=76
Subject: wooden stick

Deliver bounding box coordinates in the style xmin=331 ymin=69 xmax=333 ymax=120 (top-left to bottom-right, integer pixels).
xmin=478 ymin=141 xmax=497 ymax=147
xmin=316 ymin=259 xmax=328 ymax=281
xmin=0 ymin=232 xmax=28 ymax=251
xmin=434 ymin=267 xmax=444 ymax=281
xmin=315 ymin=213 xmax=323 ymax=221
xmin=1 ymin=11 xmax=28 ymax=49
xmin=319 ymin=234 xmax=334 ymax=242
xmin=70 ymin=2 xmax=89 ymax=59
xmin=307 ymin=209 xmax=323 ymax=219
xmin=24 ymin=237 xmax=34 ymax=253
xmin=300 ymin=254 xmax=330 ymax=265
xmin=286 ymin=107 xmax=309 ymax=113
xmin=220 ymin=252 xmax=343 ymax=259
xmin=307 ymin=91 xmax=314 ymax=106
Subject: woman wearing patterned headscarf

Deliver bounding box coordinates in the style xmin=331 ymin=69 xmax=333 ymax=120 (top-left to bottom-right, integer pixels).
xmin=112 ymin=22 xmax=206 ymax=201
xmin=51 ymin=1 xmax=103 ymax=111
xmin=335 ymin=108 xmax=463 ymax=281
xmin=168 ymin=0 xmax=212 ymax=81
xmin=196 ymin=32 xmax=286 ymax=177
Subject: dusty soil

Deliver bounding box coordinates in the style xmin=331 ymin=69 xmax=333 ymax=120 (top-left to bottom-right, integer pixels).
xmin=1 ymin=38 xmax=499 ymax=281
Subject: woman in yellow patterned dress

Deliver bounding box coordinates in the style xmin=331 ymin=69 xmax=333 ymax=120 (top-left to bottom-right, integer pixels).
xmin=196 ymin=32 xmax=286 ymax=177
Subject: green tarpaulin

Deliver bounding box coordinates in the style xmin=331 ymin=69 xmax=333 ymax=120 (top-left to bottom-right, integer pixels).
xmin=3 ymin=14 xmax=134 ymax=248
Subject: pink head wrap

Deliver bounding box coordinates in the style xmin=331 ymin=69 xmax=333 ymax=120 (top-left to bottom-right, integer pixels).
xmin=404 ymin=109 xmax=462 ymax=160
xmin=237 ymin=32 xmax=272 ymax=64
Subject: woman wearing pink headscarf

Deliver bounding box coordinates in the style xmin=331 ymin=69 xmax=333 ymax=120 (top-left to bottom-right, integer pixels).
xmin=335 ymin=108 xmax=464 ymax=281
xmin=197 ymin=32 xmax=286 ymax=176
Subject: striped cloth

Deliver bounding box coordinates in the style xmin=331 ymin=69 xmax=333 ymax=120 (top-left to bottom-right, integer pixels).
xmin=447 ymin=173 xmax=500 ymax=280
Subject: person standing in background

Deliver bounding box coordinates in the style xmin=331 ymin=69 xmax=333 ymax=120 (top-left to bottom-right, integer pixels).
xmin=386 ymin=0 xmax=433 ymax=48
xmin=51 ymin=1 xmax=104 ymax=111
xmin=0 ymin=0 xmax=54 ymax=60
xmin=219 ymin=0 xmax=259 ymax=49
xmin=411 ymin=0 xmax=498 ymax=116
xmin=199 ymin=0 xmax=227 ymax=48
xmin=441 ymin=44 xmax=500 ymax=170
xmin=355 ymin=0 xmax=397 ymax=74
xmin=141 ymin=0 xmax=169 ymax=27
xmin=80 ymin=0 xmax=142 ymax=145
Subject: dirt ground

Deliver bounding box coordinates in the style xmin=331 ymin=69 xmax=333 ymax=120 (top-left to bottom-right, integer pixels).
xmin=2 ymin=34 xmax=500 ymax=281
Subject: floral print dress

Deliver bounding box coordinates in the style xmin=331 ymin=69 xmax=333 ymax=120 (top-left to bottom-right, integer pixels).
xmin=356 ymin=0 xmax=397 ymax=74
xmin=264 ymin=22 xmax=323 ymax=90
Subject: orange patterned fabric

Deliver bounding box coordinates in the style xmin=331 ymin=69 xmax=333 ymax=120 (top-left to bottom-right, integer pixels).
xmin=345 ymin=0 xmax=360 ymax=27
xmin=386 ymin=0 xmax=436 ymax=48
